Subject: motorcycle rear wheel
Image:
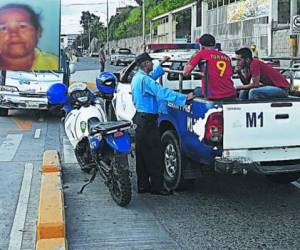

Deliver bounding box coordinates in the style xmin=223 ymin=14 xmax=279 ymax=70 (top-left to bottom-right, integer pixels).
xmin=109 ymin=155 xmax=131 ymax=207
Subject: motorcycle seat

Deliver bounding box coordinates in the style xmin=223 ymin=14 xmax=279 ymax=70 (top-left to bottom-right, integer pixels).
xmin=89 ymin=120 xmax=131 ymax=135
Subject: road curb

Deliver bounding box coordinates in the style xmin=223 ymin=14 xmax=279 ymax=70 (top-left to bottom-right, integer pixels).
xmin=42 ymin=150 xmax=61 ymax=173
xmin=36 ymin=150 xmax=67 ymax=250
xmin=36 ymin=238 xmax=67 ymax=250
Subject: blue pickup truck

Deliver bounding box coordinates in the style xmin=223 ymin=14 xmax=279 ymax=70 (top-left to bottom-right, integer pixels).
xmin=113 ymin=46 xmax=300 ymax=190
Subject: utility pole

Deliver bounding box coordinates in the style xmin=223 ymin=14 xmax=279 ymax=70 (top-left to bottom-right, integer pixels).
xmin=142 ymin=0 xmax=145 ymax=51
xmin=81 ymin=34 xmax=83 ymax=54
xmin=107 ymin=0 xmax=109 ymax=56
xmin=88 ymin=19 xmax=91 ymax=54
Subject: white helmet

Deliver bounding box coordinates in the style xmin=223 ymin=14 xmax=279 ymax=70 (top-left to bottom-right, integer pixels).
xmin=68 ymin=82 xmax=89 ymax=104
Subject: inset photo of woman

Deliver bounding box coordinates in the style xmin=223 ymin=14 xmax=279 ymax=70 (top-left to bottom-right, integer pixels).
xmin=0 ymin=0 xmax=60 ymax=71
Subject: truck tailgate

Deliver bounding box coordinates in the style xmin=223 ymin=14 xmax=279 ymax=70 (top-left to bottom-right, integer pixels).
xmin=223 ymin=101 xmax=300 ymax=150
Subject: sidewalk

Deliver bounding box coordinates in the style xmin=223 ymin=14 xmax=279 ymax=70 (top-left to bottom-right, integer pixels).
xmin=62 ymin=154 xmax=180 ymax=249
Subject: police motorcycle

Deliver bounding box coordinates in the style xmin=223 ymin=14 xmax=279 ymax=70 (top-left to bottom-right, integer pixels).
xmin=47 ymin=72 xmax=132 ymax=206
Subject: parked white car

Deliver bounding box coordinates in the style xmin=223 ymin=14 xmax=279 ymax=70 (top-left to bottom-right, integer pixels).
xmin=110 ymin=48 xmax=136 ymax=66
xmin=0 ymin=52 xmax=75 ymax=116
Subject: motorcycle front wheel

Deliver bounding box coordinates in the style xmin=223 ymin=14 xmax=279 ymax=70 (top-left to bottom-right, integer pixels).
xmin=109 ymin=154 xmax=132 ymax=207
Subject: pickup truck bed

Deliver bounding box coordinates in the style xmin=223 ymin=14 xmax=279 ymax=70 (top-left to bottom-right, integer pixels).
xmin=159 ymin=97 xmax=300 ymax=189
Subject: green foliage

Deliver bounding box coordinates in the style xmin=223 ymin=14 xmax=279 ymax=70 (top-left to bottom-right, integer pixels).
xmin=79 ymin=11 xmax=105 ymax=49
xmin=101 ymin=0 xmax=195 ymax=41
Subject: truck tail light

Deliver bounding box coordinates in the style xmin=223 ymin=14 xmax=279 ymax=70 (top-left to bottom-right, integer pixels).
xmin=204 ymin=111 xmax=223 ymax=146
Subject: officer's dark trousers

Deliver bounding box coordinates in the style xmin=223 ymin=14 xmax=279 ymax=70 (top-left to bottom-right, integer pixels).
xmin=133 ymin=112 xmax=164 ymax=192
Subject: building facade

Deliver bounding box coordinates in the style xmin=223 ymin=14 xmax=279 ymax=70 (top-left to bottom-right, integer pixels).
xmin=150 ymin=0 xmax=300 ymax=56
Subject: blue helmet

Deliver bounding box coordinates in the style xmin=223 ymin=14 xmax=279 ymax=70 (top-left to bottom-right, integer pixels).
xmin=47 ymin=83 xmax=70 ymax=105
xmin=96 ymin=71 xmax=117 ymax=95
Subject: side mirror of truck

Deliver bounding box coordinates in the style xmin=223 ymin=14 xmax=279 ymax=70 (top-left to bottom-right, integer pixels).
xmin=69 ymin=63 xmax=76 ymax=74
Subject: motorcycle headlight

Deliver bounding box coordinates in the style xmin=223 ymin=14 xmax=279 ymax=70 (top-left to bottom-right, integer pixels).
xmin=0 ymin=85 xmax=19 ymax=92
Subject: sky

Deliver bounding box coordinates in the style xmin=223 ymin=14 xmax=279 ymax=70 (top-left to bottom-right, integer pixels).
xmin=61 ymin=0 xmax=138 ymax=34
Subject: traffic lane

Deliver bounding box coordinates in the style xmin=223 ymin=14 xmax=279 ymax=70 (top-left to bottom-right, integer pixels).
xmin=71 ymin=61 xmax=125 ymax=84
xmin=62 ymin=149 xmax=300 ymax=249
xmin=0 ymin=110 xmax=61 ymax=249
xmin=0 ymin=162 xmax=25 ymax=250
xmin=144 ymin=173 xmax=300 ymax=249
xmin=74 ymin=57 xmax=125 ymax=72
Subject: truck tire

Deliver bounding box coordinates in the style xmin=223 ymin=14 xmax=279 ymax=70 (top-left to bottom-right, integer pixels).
xmin=161 ymin=130 xmax=194 ymax=191
xmin=266 ymin=172 xmax=300 ymax=184
xmin=0 ymin=108 xmax=9 ymax=116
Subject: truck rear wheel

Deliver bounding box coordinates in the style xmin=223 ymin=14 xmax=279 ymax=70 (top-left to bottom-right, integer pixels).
xmin=161 ymin=130 xmax=194 ymax=191
xmin=266 ymin=172 xmax=300 ymax=184
xmin=0 ymin=108 xmax=8 ymax=116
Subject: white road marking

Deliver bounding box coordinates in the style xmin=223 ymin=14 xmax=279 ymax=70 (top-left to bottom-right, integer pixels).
xmin=0 ymin=134 xmax=23 ymax=162
xmin=291 ymin=181 xmax=300 ymax=189
xmin=34 ymin=129 xmax=41 ymax=139
xmin=63 ymin=136 xmax=77 ymax=164
xmin=8 ymin=163 xmax=34 ymax=250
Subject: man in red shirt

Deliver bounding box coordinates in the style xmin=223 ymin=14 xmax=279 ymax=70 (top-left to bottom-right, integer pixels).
xmin=235 ymin=47 xmax=289 ymax=100
xmin=184 ymin=34 xmax=236 ymax=100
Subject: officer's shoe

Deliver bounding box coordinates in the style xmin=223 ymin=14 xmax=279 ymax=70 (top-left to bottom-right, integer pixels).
xmin=151 ymin=189 xmax=173 ymax=196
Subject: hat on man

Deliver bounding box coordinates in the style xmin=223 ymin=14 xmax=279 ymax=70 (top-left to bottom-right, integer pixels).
xmin=135 ymin=52 xmax=153 ymax=65
xmin=199 ymin=34 xmax=216 ymax=47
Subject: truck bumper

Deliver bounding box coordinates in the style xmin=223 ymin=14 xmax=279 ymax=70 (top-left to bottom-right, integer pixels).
xmin=0 ymin=92 xmax=48 ymax=110
xmin=215 ymin=157 xmax=300 ymax=175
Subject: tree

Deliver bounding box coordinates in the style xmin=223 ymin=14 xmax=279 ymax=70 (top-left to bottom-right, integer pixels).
xmin=80 ymin=11 xmax=105 ymax=48
xmin=134 ymin=0 xmax=143 ymax=5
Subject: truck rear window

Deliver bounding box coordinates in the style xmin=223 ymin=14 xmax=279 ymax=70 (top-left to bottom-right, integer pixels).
xmin=167 ymin=62 xmax=201 ymax=81
xmin=119 ymin=49 xmax=131 ymax=54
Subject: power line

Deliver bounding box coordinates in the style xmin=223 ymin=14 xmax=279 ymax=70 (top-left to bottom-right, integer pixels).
xmin=62 ymin=1 xmax=123 ymax=6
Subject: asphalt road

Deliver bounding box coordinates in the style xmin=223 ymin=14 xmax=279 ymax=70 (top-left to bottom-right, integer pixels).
xmin=72 ymin=57 xmax=124 ymax=82
xmin=64 ymin=65 xmax=300 ymax=250
xmin=0 ymin=110 xmax=61 ymax=250
xmin=1 ymin=59 xmax=300 ymax=249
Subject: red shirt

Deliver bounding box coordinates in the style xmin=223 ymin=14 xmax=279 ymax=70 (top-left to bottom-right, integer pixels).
xmin=250 ymin=59 xmax=289 ymax=88
xmin=188 ymin=49 xmax=236 ymax=99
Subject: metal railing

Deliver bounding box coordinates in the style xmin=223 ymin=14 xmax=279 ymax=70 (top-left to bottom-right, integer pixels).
xmin=262 ymin=56 xmax=300 ymax=88
xmin=160 ymin=57 xmax=300 ymax=96
xmin=161 ymin=59 xmax=207 ymax=96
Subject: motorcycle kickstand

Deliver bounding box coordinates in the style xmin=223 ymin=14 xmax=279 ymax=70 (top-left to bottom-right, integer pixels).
xmin=78 ymin=167 xmax=97 ymax=194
